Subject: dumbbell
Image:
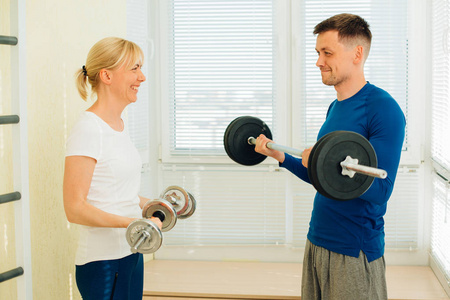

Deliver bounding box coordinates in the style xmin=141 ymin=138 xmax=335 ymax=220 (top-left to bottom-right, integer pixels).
xmin=126 ymin=218 xmax=163 ymax=254
xmin=141 ymin=186 xmax=197 ymax=232
xmin=126 ymin=186 xmax=197 ymax=254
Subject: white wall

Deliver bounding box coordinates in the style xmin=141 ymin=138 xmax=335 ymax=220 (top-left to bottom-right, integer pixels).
xmin=1 ymin=1 xmax=127 ymax=299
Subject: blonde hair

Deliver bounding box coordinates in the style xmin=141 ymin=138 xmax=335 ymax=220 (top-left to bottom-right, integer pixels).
xmin=75 ymin=37 xmax=144 ymax=101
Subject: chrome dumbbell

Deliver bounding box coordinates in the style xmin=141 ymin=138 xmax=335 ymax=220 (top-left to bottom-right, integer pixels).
xmin=142 ymin=185 xmax=197 ymax=232
xmin=126 ymin=219 xmax=163 ymax=254
xmin=125 ymin=186 xmax=197 ymax=254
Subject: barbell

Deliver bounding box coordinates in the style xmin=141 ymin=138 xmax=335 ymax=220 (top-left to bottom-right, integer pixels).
xmin=126 ymin=186 xmax=197 ymax=254
xmin=223 ymin=116 xmax=387 ymax=201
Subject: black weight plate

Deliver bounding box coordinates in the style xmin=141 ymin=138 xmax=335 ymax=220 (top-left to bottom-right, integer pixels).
xmin=308 ymin=131 xmax=341 ymax=196
xmin=312 ymin=132 xmax=347 ymax=198
xmin=310 ymin=131 xmax=377 ymax=201
xmin=307 ymin=136 xmax=321 ymax=188
xmin=223 ymin=116 xmax=273 ymax=166
xmin=224 ymin=116 xmax=244 ymax=163
xmin=309 ymin=131 xmax=354 ymax=200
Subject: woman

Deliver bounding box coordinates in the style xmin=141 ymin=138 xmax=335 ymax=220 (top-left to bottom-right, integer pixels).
xmin=63 ymin=37 xmax=161 ymax=300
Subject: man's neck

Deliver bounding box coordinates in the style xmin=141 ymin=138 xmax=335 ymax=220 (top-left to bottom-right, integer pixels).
xmin=335 ymin=77 xmax=367 ymax=101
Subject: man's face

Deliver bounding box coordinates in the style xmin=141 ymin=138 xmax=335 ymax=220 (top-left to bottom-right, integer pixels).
xmin=315 ymin=30 xmax=356 ymax=87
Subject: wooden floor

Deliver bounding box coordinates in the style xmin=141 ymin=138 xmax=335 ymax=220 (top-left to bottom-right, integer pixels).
xmin=143 ymin=260 xmax=450 ymax=300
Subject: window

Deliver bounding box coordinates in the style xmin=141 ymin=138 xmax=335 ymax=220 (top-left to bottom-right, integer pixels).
xmin=431 ymin=0 xmax=450 ymax=286
xmin=127 ymin=0 xmax=421 ymax=262
xmin=166 ymin=0 xmax=276 ymax=156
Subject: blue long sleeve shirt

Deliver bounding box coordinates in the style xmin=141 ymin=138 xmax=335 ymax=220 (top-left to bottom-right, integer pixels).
xmin=281 ymin=82 xmax=406 ymax=262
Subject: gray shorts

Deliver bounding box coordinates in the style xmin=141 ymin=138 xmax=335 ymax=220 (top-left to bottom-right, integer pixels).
xmin=302 ymin=239 xmax=387 ymax=300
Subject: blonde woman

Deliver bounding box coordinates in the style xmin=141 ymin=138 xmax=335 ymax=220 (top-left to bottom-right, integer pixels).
xmin=63 ymin=37 xmax=161 ymax=299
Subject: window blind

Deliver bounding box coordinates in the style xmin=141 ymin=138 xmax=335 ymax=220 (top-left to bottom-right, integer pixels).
xmin=431 ymin=172 xmax=450 ymax=278
xmin=167 ymin=0 xmax=275 ymax=156
xmin=431 ymin=0 xmax=450 ymax=283
xmin=160 ymin=166 xmax=287 ymax=246
xmin=126 ymin=0 xmax=149 ymax=155
xmin=300 ymin=0 xmax=408 ymax=147
xmin=431 ymin=0 xmax=450 ymax=171
xmin=382 ymin=167 xmax=419 ymax=249
xmin=126 ymin=0 xmax=152 ymax=196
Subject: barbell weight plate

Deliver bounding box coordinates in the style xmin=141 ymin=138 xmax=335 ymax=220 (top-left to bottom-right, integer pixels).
xmin=223 ymin=116 xmax=245 ymax=164
xmin=160 ymin=185 xmax=190 ymax=216
xmin=309 ymin=131 xmax=377 ymax=201
xmin=178 ymin=192 xmax=197 ymax=219
xmin=307 ymin=131 xmax=341 ymax=197
xmin=126 ymin=219 xmax=163 ymax=254
xmin=142 ymin=199 xmax=177 ymax=232
xmin=313 ymin=132 xmax=350 ymax=199
xmin=223 ymin=116 xmax=273 ymax=166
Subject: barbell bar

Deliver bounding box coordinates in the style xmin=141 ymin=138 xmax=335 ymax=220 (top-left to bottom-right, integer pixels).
xmin=224 ymin=116 xmax=387 ymax=200
xmin=246 ymin=136 xmax=387 ymax=179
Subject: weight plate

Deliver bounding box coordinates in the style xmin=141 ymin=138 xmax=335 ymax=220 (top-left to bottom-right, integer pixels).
xmin=309 ymin=131 xmax=377 ymax=201
xmin=308 ymin=131 xmax=341 ymax=197
xmin=178 ymin=192 xmax=197 ymax=219
xmin=160 ymin=185 xmax=190 ymax=216
xmin=224 ymin=116 xmax=244 ymax=163
xmin=223 ymin=116 xmax=273 ymax=166
xmin=142 ymin=199 xmax=177 ymax=232
xmin=126 ymin=219 xmax=163 ymax=254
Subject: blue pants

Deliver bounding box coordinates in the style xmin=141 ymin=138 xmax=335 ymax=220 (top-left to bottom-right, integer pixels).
xmin=75 ymin=253 xmax=144 ymax=300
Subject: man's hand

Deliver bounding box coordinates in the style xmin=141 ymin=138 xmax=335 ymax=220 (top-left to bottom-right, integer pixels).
xmin=254 ymin=134 xmax=286 ymax=163
xmin=302 ymin=146 xmax=313 ymax=168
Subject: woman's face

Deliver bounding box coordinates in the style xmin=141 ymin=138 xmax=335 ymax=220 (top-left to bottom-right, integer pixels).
xmin=109 ymin=61 xmax=146 ymax=104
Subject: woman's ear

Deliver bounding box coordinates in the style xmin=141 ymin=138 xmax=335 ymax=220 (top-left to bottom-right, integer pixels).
xmin=99 ymin=69 xmax=112 ymax=85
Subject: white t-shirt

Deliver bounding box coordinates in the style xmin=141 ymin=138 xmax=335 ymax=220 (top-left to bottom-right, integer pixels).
xmin=66 ymin=111 xmax=142 ymax=265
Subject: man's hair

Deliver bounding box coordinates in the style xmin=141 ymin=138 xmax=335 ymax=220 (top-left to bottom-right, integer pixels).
xmin=314 ymin=13 xmax=372 ymax=58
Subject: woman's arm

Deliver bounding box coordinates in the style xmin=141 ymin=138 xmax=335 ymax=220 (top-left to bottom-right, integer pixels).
xmin=63 ymin=156 xmax=135 ymax=228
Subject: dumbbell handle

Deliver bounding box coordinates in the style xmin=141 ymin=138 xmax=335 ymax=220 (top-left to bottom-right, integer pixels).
xmin=152 ymin=211 xmax=166 ymax=222
xmin=247 ymin=136 xmax=387 ymax=179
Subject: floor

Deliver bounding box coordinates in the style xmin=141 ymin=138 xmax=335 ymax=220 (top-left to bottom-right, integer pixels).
xmin=142 ymin=260 xmax=450 ymax=300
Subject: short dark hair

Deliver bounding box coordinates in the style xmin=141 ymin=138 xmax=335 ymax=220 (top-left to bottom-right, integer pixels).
xmin=314 ymin=13 xmax=372 ymax=56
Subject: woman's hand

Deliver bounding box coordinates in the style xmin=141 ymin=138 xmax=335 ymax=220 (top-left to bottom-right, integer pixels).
xmin=150 ymin=217 xmax=163 ymax=230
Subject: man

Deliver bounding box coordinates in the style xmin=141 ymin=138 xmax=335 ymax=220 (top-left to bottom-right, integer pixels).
xmin=255 ymin=14 xmax=405 ymax=300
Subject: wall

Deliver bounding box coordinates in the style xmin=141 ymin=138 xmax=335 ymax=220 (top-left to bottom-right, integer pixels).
xmin=0 ymin=0 xmax=18 ymax=299
xmin=1 ymin=1 xmax=127 ymax=299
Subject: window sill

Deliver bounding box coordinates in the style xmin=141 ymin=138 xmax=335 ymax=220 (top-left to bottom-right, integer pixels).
xmin=143 ymin=260 xmax=449 ymax=299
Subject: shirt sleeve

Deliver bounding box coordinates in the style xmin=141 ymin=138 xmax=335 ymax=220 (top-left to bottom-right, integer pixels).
xmin=279 ymin=153 xmax=312 ymax=184
xmin=65 ymin=116 xmax=102 ymax=160
xmin=360 ymin=92 xmax=406 ymax=205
